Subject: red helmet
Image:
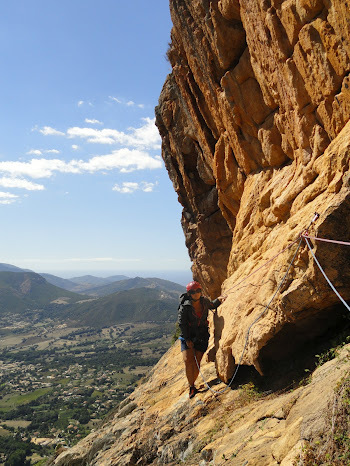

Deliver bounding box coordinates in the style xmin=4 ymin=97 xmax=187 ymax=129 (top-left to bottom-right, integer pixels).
xmin=186 ymin=281 xmax=201 ymax=292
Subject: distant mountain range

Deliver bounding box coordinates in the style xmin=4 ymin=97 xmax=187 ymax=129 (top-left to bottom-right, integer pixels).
xmin=0 ymin=271 xmax=85 ymax=314
xmin=0 ymin=263 xmax=33 ymax=273
xmin=39 ymin=273 xmax=129 ymax=293
xmin=38 ymin=273 xmax=80 ymax=291
xmin=85 ymin=276 xmax=184 ymax=297
xmin=70 ymin=274 xmax=129 ymax=286
xmin=62 ymin=286 xmax=180 ymax=326
xmin=0 ymin=263 xmax=184 ymax=326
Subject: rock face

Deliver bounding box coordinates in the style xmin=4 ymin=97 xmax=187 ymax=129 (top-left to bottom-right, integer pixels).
xmin=52 ymin=342 xmax=350 ymax=465
xmin=155 ymin=0 xmax=350 ymax=381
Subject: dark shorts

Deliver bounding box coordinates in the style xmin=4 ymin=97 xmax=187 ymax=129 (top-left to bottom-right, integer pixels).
xmin=179 ymin=336 xmax=208 ymax=353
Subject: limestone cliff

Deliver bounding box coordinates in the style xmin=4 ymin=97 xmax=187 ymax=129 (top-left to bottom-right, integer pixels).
xmin=155 ymin=0 xmax=350 ymax=381
xmin=52 ymin=0 xmax=350 ymax=464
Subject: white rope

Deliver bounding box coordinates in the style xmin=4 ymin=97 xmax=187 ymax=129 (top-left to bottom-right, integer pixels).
xmin=304 ymin=237 xmax=350 ymax=313
xmin=194 ymin=237 xmax=303 ymax=396
xmin=301 ymin=234 xmax=350 ymax=247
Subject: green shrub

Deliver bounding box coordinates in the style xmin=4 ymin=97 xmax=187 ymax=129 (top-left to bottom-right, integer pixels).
xmin=171 ymin=322 xmax=181 ymax=345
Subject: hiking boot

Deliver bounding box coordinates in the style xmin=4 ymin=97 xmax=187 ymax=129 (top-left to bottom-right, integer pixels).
xmin=189 ymin=386 xmax=197 ymax=399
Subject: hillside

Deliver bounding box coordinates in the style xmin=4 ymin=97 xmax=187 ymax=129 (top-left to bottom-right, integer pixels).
xmin=0 ymin=272 xmax=85 ymax=314
xmin=0 ymin=270 xmax=182 ymax=326
xmin=0 ymin=262 xmax=31 ymax=273
xmin=64 ymin=286 xmax=180 ymax=326
xmin=85 ymin=276 xmax=184 ymax=297
xmin=69 ymin=274 xmax=114 ymax=286
xmin=69 ymin=274 xmax=129 ymax=287
xmin=39 ymin=273 xmax=80 ymax=292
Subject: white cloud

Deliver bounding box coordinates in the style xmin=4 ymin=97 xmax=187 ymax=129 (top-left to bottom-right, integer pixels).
xmin=0 ymin=177 xmax=45 ymax=190
xmin=0 ymin=191 xmax=18 ymax=205
xmin=0 ymin=200 xmax=16 ymax=205
xmin=141 ymin=182 xmax=157 ymax=192
xmin=37 ymin=126 xmax=65 ymax=137
xmin=0 ymin=149 xmax=162 ymax=180
xmin=45 ymin=149 xmax=60 ymax=154
xmin=0 ymin=159 xmax=69 ymax=179
xmin=35 ymin=117 xmax=160 ymax=150
xmin=109 ymin=96 xmax=122 ymax=104
xmin=112 ymin=182 xmax=139 ymax=193
xmin=77 ymin=100 xmax=93 ymax=107
xmin=109 ymin=96 xmax=145 ymax=108
xmin=63 ymin=257 xmax=115 ymax=262
xmin=66 ymin=127 xmax=116 ymax=144
xmin=0 ymin=191 xmax=18 ymax=199
xmin=127 ymin=117 xmax=161 ymax=150
xmin=66 ymin=117 xmax=161 ymax=150
xmin=27 ymin=149 xmax=42 ymax=156
xmin=27 ymin=149 xmax=60 ymax=156
xmin=85 ymin=118 xmax=103 ymax=125
xmin=76 ymin=149 xmax=162 ymax=173
xmin=71 ymin=145 xmax=79 ymax=150
xmin=112 ymin=181 xmax=157 ymax=194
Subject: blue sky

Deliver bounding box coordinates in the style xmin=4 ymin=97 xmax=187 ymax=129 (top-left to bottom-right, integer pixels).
xmin=0 ymin=1 xmax=192 ymax=283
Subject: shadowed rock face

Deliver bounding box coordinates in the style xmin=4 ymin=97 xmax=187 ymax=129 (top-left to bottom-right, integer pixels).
xmin=156 ymin=0 xmax=350 ymax=380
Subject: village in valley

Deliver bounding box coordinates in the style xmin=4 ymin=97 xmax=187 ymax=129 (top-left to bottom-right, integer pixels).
xmin=0 ymin=311 xmax=174 ymax=464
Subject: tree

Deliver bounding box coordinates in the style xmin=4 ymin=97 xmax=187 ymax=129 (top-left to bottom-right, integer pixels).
xmin=75 ymin=411 xmax=90 ymax=424
xmin=5 ymin=450 xmax=30 ymax=466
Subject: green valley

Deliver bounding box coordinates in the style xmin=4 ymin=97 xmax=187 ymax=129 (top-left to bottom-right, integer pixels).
xmin=0 ymin=312 xmax=175 ymax=465
xmin=0 ymin=267 xmax=183 ymax=463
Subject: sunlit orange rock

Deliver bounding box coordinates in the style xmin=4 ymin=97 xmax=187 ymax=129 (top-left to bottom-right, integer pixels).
xmin=156 ymin=0 xmax=350 ymax=380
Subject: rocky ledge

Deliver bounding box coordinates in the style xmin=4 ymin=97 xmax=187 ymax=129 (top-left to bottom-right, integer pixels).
xmin=52 ymin=341 xmax=350 ymax=465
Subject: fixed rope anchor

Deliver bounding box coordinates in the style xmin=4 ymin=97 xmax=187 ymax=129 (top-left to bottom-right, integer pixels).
xmin=194 ymin=238 xmax=305 ymax=396
xmin=301 ymin=235 xmax=350 ymax=247
xmin=304 ymin=236 xmax=350 ymax=313
xmin=193 ymin=214 xmax=319 ymax=397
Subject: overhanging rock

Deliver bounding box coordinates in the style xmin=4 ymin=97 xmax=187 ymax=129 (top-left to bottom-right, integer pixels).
xmin=156 ymin=0 xmax=350 ymax=380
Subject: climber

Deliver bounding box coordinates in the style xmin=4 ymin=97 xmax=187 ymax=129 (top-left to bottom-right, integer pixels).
xmin=178 ymin=281 xmax=226 ymax=399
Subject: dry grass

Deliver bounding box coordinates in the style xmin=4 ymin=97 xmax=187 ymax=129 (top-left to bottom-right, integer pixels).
xmin=295 ymin=373 xmax=350 ymax=465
